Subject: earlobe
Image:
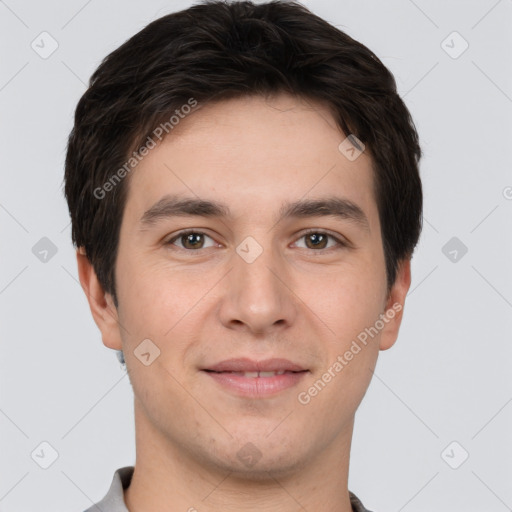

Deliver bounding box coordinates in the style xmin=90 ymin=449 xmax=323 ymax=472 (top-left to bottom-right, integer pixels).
xmin=76 ymin=248 xmax=123 ymax=351
xmin=379 ymin=258 xmax=412 ymax=351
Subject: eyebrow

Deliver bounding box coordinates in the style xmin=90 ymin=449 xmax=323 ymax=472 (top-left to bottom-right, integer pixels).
xmin=140 ymin=194 xmax=370 ymax=232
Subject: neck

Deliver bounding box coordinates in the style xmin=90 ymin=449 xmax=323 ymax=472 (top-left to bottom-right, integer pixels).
xmin=124 ymin=397 xmax=355 ymax=512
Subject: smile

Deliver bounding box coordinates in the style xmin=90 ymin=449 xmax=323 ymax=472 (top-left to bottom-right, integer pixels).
xmin=202 ymin=367 xmax=309 ymax=397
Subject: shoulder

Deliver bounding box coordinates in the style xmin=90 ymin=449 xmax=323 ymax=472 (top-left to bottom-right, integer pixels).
xmin=81 ymin=466 xmax=134 ymax=512
xmin=349 ymin=490 xmax=375 ymax=512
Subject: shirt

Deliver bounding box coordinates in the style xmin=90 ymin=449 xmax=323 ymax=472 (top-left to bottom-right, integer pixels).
xmin=83 ymin=466 xmax=374 ymax=512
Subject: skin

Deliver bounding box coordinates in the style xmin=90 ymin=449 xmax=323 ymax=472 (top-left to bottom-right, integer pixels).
xmin=77 ymin=93 xmax=411 ymax=512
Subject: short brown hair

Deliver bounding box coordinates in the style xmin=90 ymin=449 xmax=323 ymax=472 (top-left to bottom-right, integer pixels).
xmin=64 ymin=0 xmax=422 ymax=306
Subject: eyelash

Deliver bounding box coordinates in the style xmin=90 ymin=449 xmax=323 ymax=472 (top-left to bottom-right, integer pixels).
xmin=165 ymin=228 xmax=348 ymax=252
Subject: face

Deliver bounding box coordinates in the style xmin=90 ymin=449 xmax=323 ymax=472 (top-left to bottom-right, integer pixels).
xmin=80 ymin=93 xmax=410 ymax=478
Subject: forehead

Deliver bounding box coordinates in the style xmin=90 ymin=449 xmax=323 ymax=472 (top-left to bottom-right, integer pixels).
xmin=122 ymin=93 xmax=378 ymax=228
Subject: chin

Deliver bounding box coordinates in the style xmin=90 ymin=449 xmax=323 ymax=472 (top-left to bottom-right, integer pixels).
xmin=197 ymin=431 xmax=310 ymax=481
xmin=214 ymin=450 xmax=308 ymax=482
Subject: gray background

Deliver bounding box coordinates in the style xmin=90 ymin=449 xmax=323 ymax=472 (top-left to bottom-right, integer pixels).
xmin=1 ymin=0 xmax=511 ymax=510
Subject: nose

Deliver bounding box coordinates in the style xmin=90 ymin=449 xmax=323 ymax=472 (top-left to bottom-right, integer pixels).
xmin=217 ymin=240 xmax=298 ymax=336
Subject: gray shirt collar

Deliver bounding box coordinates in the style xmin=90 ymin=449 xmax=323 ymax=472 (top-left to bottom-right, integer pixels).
xmin=83 ymin=466 xmax=373 ymax=512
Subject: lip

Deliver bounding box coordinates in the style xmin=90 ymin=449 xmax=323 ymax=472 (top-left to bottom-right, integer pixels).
xmin=201 ymin=358 xmax=309 ymax=398
xmin=203 ymin=358 xmax=306 ymax=373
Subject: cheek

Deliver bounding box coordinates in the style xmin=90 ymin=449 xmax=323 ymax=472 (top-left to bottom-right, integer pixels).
xmin=116 ymin=260 xmax=211 ymax=365
xmin=117 ymin=251 xmax=182 ymax=317
xmin=302 ymin=265 xmax=385 ymax=408
xmin=304 ymin=262 xmax=386 ymax=341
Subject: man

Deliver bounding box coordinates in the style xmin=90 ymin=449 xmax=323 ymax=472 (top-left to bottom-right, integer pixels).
xmin=64 ymin=1 xmax=422 ymax=510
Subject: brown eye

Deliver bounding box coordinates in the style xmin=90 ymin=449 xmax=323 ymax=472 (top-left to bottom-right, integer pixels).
xmin=304 ymin=232 xmax=328 ymax=249
xmin=166 ymin=230 xmax=216 ymax=250
xmin=294 ymin=230 xmax=346 ymax=251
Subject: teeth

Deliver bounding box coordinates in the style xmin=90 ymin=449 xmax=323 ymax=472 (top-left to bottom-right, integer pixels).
xmin=229 ymin=370 xmax=288 ymax=377
xmin=258 ymin=371 xmax=278 ymax=377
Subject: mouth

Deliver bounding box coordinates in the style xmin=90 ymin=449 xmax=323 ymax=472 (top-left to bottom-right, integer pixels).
xmin=204 ymin=369 xmax=303 ymax=377
xmin=201 ymin=358 xmax=309 ymax=397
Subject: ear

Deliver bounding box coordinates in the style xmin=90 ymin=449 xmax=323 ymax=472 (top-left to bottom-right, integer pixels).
xmin=76 ymin=247 xmax=123 ymax=351
xmin=379 ymin=258 xmax=412 ymax=351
